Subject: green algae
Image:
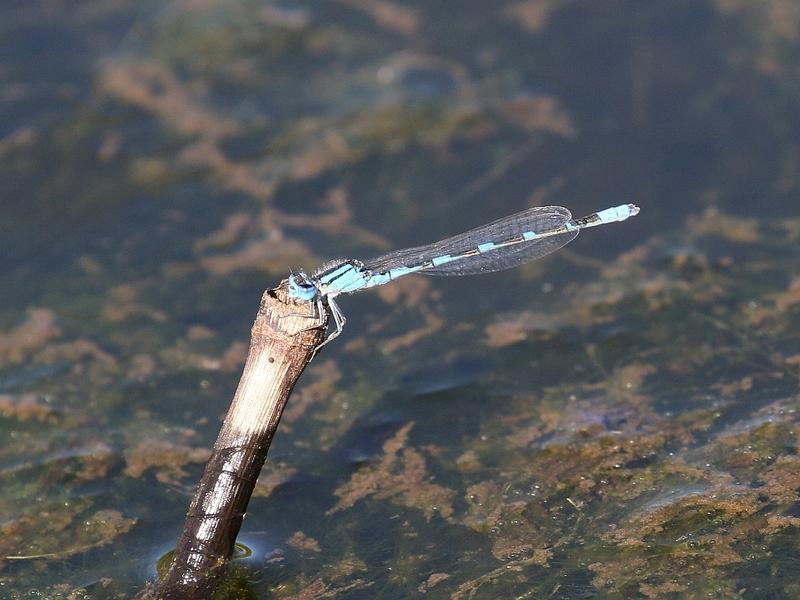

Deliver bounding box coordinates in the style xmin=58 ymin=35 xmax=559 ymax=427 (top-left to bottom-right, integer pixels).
xmin=1 ymin=1 xmax=799 ymax=598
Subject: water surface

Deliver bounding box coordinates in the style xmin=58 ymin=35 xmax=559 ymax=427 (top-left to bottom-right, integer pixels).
xmin=1 ymin=1 xmax=799 ymax=598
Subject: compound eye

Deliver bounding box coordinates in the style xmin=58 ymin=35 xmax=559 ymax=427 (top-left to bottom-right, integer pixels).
xmin=296 ymin=276 xmax=314 ymax=290
xmin=288 ymin=272 xmax=317 ymax=301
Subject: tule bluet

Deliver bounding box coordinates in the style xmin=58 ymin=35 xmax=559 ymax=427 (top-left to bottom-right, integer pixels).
xmin=287 ymin=203 xmax=640 ymax=348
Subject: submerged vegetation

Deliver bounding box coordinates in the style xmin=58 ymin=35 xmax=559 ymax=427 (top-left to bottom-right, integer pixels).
xmin=1 ymin=0 xmax=799 ymax=598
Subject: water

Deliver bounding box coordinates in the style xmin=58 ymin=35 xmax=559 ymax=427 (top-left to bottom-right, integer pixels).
xmin=1 ymin=1 xmax=798 ymax=598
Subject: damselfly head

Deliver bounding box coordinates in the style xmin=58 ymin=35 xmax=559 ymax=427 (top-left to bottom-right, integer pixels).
xmin=287 ymin=270 xmax=318 ymax=301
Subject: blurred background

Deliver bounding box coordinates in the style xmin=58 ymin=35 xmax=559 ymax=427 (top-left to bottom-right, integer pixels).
xmin=1 ymin=1 xmax=799 ymax=598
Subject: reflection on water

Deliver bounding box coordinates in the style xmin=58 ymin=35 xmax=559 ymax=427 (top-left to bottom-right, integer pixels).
xmin=1 ymin=0 xmax=799 ymax=598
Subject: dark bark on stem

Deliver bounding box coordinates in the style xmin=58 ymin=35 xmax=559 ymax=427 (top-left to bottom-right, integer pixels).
xmin=149 ymin=282 xmax=326 ymax=599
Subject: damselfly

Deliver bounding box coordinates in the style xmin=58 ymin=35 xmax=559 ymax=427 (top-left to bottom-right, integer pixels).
xmin=287 ymin=203 xmax=640 ymax=348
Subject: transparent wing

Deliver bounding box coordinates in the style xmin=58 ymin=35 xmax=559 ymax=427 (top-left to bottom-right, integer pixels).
xmin=363 ymin=206 xmax=577 ymax=276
